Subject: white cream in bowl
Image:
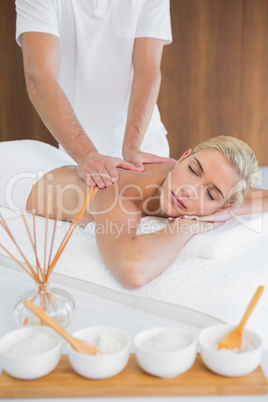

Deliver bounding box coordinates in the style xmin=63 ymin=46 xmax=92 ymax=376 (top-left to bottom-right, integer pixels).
xmin=134 ymin=326 xmax=197 ymax=378
xmin=79 ymin=332 xmax=124 ymax=355
xmin=138 ymin=330 xmax=192 ymax=353
xmin=199 ymin=324 xmax=263 ymax=377
xmin=67 ymin=326 xmax=131 ymax=379
xmin=6 ymin=332 xmax=59 ymax=357
xmin=0 ymin=327 xmax=62 ymax=380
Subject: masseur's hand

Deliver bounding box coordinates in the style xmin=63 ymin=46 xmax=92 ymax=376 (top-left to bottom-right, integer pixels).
xmin=123 ymin=149 xmax=176 ymax=170
xmin=77 ymin=151 xmax=142 ymax=188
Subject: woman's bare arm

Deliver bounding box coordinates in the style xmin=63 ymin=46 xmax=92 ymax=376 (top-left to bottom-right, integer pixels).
xmin=90 ymin=191 xmax=221 ymax=289
xmin=232 ymin=189 xmax=268 ymax=216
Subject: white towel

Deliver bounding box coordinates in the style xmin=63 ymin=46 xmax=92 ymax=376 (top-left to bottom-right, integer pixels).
xmin=0 ymin=140 xmax=76 ymax=210
xmin=0 ymin=208 xmax=267 ymax=262
xmin=0 ymin=207 xmax=267 ymax=348
xmin=85 ymin=212 xmax=268 ymax=259
xmin=181 ymin=212 xmax=268 ymax=258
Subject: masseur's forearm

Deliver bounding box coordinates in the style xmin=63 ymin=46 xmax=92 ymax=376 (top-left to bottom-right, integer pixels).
xmin=26 ymin=74 xmax=97 ymax=163
xmin=21 ymin=32 xmax=96 ymax=163
xmin=122 ymin=37 xmax=164 ymax=157
xmin=122 ymin=68 xmax=161 ymax=154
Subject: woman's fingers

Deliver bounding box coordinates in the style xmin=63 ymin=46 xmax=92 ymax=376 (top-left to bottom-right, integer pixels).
xmin=168 ymin=215 xmax=200 ymax=222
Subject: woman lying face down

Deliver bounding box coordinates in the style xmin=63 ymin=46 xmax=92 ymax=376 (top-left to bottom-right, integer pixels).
xmin=161 ymin=148 xmax=241 ymax=218
xmin=26 ymin=136 xmax=266 ymax=289
xmin=161 ymin=135 xmax=259 ymax=218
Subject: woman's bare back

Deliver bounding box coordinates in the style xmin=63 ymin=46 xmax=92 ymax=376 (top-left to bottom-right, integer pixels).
xmin=26 ymin=163 xmax=175 ymax=224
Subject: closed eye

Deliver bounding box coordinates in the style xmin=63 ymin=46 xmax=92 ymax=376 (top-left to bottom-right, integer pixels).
xmin=188 ymin=165 xmax=198 ymax=176
xmin=207 ymin=189 xmax=215 ymax=201
xmin=189 ymin=164 xmax=216 ymax=200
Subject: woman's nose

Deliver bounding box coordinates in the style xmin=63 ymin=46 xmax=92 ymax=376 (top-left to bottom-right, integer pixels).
xmin=181 ymin=185 xmax=197 ymax=198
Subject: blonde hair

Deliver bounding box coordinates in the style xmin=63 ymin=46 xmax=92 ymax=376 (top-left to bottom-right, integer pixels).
xmin=191 ymin=136 xmax=259 ymax=205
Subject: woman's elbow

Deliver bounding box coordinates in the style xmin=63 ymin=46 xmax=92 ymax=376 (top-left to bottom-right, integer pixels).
xmin=115 ymin=258 xmax=148 ymax=289
xmin=120 ymin=272 xmax=145 ymax=289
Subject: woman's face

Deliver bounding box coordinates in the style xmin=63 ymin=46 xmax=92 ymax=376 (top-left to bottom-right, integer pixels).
xmin=160 ymin=148 xmax=240 ymax=217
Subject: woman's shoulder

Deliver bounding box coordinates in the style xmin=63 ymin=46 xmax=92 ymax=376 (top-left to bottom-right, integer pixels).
xmin=116 ymin=162 xmax=176 ymax=191
xmin=143 ymin=162 xmax=177 ymax=175
xmin=118 ymin=162 xmax=176 ymax=179
xmin=91 ymin=162 xmax=175 ymax=210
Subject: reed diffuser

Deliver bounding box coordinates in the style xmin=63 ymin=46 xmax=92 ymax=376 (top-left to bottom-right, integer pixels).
xmin=0 ymin=187 xmax=97 ymax=328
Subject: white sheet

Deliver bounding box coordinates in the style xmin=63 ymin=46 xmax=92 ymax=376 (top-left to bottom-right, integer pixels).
xmin=135 ymin=213 xmax=268 ymax=259
xmin=83 ymin=212 xmax=268 ymax=259
xmin=0 ymin=207 xmax=267 ymax=348
xmin=0 ymin=140 xmax=76 ymax=211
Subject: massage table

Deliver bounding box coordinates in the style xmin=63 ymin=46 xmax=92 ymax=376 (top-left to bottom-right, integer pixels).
xmin=0 ymin=180 xmax=267 ymax=400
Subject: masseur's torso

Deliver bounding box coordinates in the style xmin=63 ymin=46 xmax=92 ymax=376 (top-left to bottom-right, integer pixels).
xmin=16 ymin=0 xmax=171 ymax=157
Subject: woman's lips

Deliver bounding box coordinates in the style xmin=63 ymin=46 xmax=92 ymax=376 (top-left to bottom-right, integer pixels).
xmin=171 ymin=192 xmax=186 ymax=209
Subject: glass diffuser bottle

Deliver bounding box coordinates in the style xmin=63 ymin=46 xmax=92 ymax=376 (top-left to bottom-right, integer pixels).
xmin=0 ymin=188 xmax=97 ymax=328
xmin=12 ymin=282 xmax=75 ymax=327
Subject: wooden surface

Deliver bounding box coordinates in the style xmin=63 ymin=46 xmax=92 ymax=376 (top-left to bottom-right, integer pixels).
xmin=0 ymin=354 xmax=267 ymax=399
xmin=0 ymin=1 xmax=55 ymax=144
xmin=158 ymin=0 xmax=268 ymax=164
xmin=240 ymin=0 xmax=268 ymax=164
xmin=1 ymin=0 xmax=268 ymax=163
xmin=159 ymin=0 xmax=244 ymax=158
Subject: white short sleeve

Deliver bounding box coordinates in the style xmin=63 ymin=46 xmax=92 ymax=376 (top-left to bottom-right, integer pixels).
xmin=15 ymin=0 xmax=59 ymax=46
xmin=136 ymin=0 xmax=172 ymax=44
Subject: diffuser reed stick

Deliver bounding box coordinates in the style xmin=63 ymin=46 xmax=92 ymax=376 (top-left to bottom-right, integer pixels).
xmin=0 ymin=186 xmax=97 ymax=327
xmin=0 ymin=187 xmax=97 ymax=283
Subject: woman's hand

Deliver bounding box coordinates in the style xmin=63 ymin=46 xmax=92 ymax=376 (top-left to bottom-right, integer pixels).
xmin=170 ymin=217 xmax=225 ymax=235
xmin=168 ymin=205 xmax=233 ymax=223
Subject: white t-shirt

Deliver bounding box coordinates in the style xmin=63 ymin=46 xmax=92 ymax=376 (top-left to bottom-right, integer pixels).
xmin=16 ymin=0 xmax=172 ymax=157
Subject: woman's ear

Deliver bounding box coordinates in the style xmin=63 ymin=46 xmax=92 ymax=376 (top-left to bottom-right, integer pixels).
xmin=177 ymin=149 xmax=192 ymax=163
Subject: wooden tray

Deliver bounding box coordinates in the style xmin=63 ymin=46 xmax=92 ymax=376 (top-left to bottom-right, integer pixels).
xmin=0 ymin=354 xmax=267 ymax=398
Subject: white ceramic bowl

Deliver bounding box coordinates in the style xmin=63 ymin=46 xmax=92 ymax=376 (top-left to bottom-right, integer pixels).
xmin=0 ymin=327 xmax=62 ymax=380
xmin=67 ymin=326 xmax=131 ymax=379
xmin=134 ymin=326 xmax=197 ymax=378
xmin=199 ymin=324 xmax=263 ymax=377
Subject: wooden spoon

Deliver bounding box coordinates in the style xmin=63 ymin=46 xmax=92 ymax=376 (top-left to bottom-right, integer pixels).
xmin=24 ymin=300 xmax=98 ymax=355
xmin=218 ymin=285 xmax=264 ymax=351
